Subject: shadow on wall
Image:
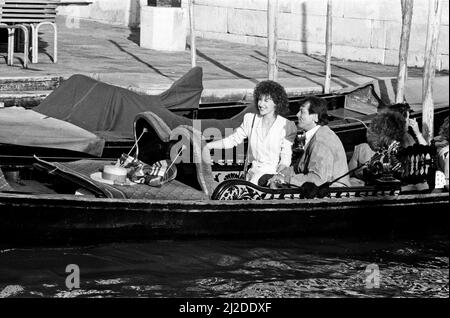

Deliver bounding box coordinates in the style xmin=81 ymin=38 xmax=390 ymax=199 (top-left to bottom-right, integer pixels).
xmin=127 ymin=0 xmax=142 ymax=45
xmin=128 ymin=27 xmax=140 ymax=46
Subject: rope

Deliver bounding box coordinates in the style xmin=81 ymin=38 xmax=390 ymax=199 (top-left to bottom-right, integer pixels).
xmin=0 ymin=154 xmax=117 ymax=161
xmin=344 ymin=117 xmax=369 ymax=129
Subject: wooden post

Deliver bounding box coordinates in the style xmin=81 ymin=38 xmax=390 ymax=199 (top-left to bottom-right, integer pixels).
xmin=324 ymin=0 xmax=332 ymax=94
xmin=396 ymin=0 xmax=414 ymax=103
xmin=422 ymin=0 xmax=442 ymax=143
xmin=267 ymin=0 xmax=278 ymax=81
xmin=189 ymin=0 xmax=197 ymax=68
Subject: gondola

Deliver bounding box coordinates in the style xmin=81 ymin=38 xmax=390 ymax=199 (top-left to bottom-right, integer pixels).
xmin=2 ymin=67 xmax=448 ymax=165
xmin=0 ymin=104 xmax=448 ymax=245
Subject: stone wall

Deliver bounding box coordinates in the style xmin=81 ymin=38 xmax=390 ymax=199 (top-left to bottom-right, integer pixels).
xmin=57 ymin=0 xmax=449 ymax=70
xmin=57 ymin=0 xmax=147 ymax=27
xmin=180 ymin=0 xmax=449 ymax=71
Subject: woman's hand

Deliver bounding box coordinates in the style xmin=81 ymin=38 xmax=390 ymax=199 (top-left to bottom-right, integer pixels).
xmin=408 ymin=118 xmax=420 ymax=133
xmin=409 ymin=118 xmax=428 ymax=145
xmin=276 ymin=164 xmax=289 ymax=174
xmin=267 ymin=173 xmax=286 ymax=188
xmin=202 ymin=144 xmax=212 ymax=165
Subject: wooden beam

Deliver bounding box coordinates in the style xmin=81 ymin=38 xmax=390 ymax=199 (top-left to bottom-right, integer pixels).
xmin=422 ymin=0 xmax=442 ymax=142
xmin=324 ymin=0 xmax=332 ymax=94
xmin=267 ymin=0 xmax=278 ymax=81
xmin=396 ymin=0 xmax=414 ymax=103
xmin=188 ymin=0 xmax=196 ymax=68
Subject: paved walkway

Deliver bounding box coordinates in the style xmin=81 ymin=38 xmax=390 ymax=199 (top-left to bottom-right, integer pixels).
xmin=0 ymin=16 xmax=448 ymax=102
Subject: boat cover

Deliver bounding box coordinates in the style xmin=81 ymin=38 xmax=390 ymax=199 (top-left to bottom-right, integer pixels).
xmin=0 ymin=107 xmax=105 ymax=157
xmin=34 ymin=67 xmax=204 ymax=138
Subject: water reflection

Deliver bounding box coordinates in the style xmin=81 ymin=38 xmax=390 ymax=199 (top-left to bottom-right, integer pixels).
xmin=0 ymin=236 xmax=448 ymax=298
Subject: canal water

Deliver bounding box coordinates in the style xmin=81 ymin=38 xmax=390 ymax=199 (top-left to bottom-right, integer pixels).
xmin=0 ymin=235 xmax=448 ymax=298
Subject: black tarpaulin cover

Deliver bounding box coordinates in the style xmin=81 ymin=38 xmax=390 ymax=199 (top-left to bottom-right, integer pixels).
xmin=34 ymin=67 xmax=203 ymax=138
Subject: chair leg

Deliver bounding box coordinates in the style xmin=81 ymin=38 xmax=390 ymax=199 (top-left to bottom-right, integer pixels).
xmin=34 ymin=22 xmax=58 ymax=63
xmin=31 ymin=24 xmax=38 ymax=64
xmin=53 ymin=23 xmax=57 ymax=63
xmin=7 ymin=28 xmax=15 ymax=66
xmin=19 ymin=25 xmax=29 ymax=68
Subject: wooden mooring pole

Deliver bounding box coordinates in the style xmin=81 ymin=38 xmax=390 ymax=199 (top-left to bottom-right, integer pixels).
xmin=422 ymin=0 xmax=442 ymax=142
xmin=267 ymin=0 xmax=278 ymax=81
xmin=189 ymin=0 xmax=197 ymax=68
xmin=396 ymin=0 xmax=414 ymax=103
xmin=324 ymin=0 xmax=333 ymax=94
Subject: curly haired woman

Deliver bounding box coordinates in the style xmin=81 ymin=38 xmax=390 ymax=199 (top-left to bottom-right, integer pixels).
xmin=381 ymin=103 xmax=427 ymax=146
xmin=202 ymin=80 xmax=297 ymax=185
xmin=348 ymin=111 xmax=407 ymax=182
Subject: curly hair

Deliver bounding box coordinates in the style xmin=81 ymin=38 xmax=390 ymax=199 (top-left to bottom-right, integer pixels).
xmin=439 ymin=116 xmax=449 ymax=142
xmin=367 ymin=112 xmax=406 ymax=151
xmin=384 ymin=103 xmax=412 ymax=118
xmin=253 ymin=80 xmax=289 ymax=116
xmin=301 ymin=96 xmax=329 ymax=125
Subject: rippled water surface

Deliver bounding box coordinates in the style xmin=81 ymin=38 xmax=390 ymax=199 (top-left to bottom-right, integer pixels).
xmin=0 ymin=236 xmax=448 ymax=298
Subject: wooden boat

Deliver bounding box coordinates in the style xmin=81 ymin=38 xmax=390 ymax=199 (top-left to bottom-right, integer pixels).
xmin=0 ymin=70 xmax=448 ymax=245
xmin=0 ymin=110 xmax=448 ymax=245
xmin=0 ymin=186 xmax=447 ymax=245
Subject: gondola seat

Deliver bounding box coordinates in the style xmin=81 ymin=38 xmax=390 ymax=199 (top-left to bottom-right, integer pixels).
xmin=212 ymin=143 xmax=441 ymax=200
xmin=131 ymin=106 xmax=442 ymax=200
xmin=211 ymin=179 xmax=401 ymax=200
xmin=133 ymin=110 xmax=256 ymax=197
xmin=396 ymin=143 xmax=438 ymax=191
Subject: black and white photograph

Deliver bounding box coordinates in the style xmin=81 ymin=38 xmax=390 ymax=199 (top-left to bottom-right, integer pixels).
xmin=0 ymin=0 xmax=448 ymax=305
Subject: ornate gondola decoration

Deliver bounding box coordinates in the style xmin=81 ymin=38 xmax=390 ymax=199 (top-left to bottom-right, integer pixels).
xmin=212 ymin=142 xmax=437 ymax=201
xmin=211 ymin=178 xmax=401 ymax=201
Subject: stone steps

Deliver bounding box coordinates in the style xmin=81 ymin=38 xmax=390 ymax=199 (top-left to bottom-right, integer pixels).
xmin=0 ymin=90 xmax=52 ymax=108
xmin=0 ymin=76 xmax=62 ymax=92
xmin=0 ymin=76 xmax=61 ymax=108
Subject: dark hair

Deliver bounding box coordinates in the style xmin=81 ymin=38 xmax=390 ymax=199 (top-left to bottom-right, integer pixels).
xmin=384 ymin=103 xmax=412 ymax=118
xmin=439 ymin=116 xmax=449 ymax=142
xmin=367 ymin=112 xmax=406 ymax=151
xmin=301 ymin=96 xmax=329 ymax=125
xmin=253 ymin=80 xmax=289 ymax=116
